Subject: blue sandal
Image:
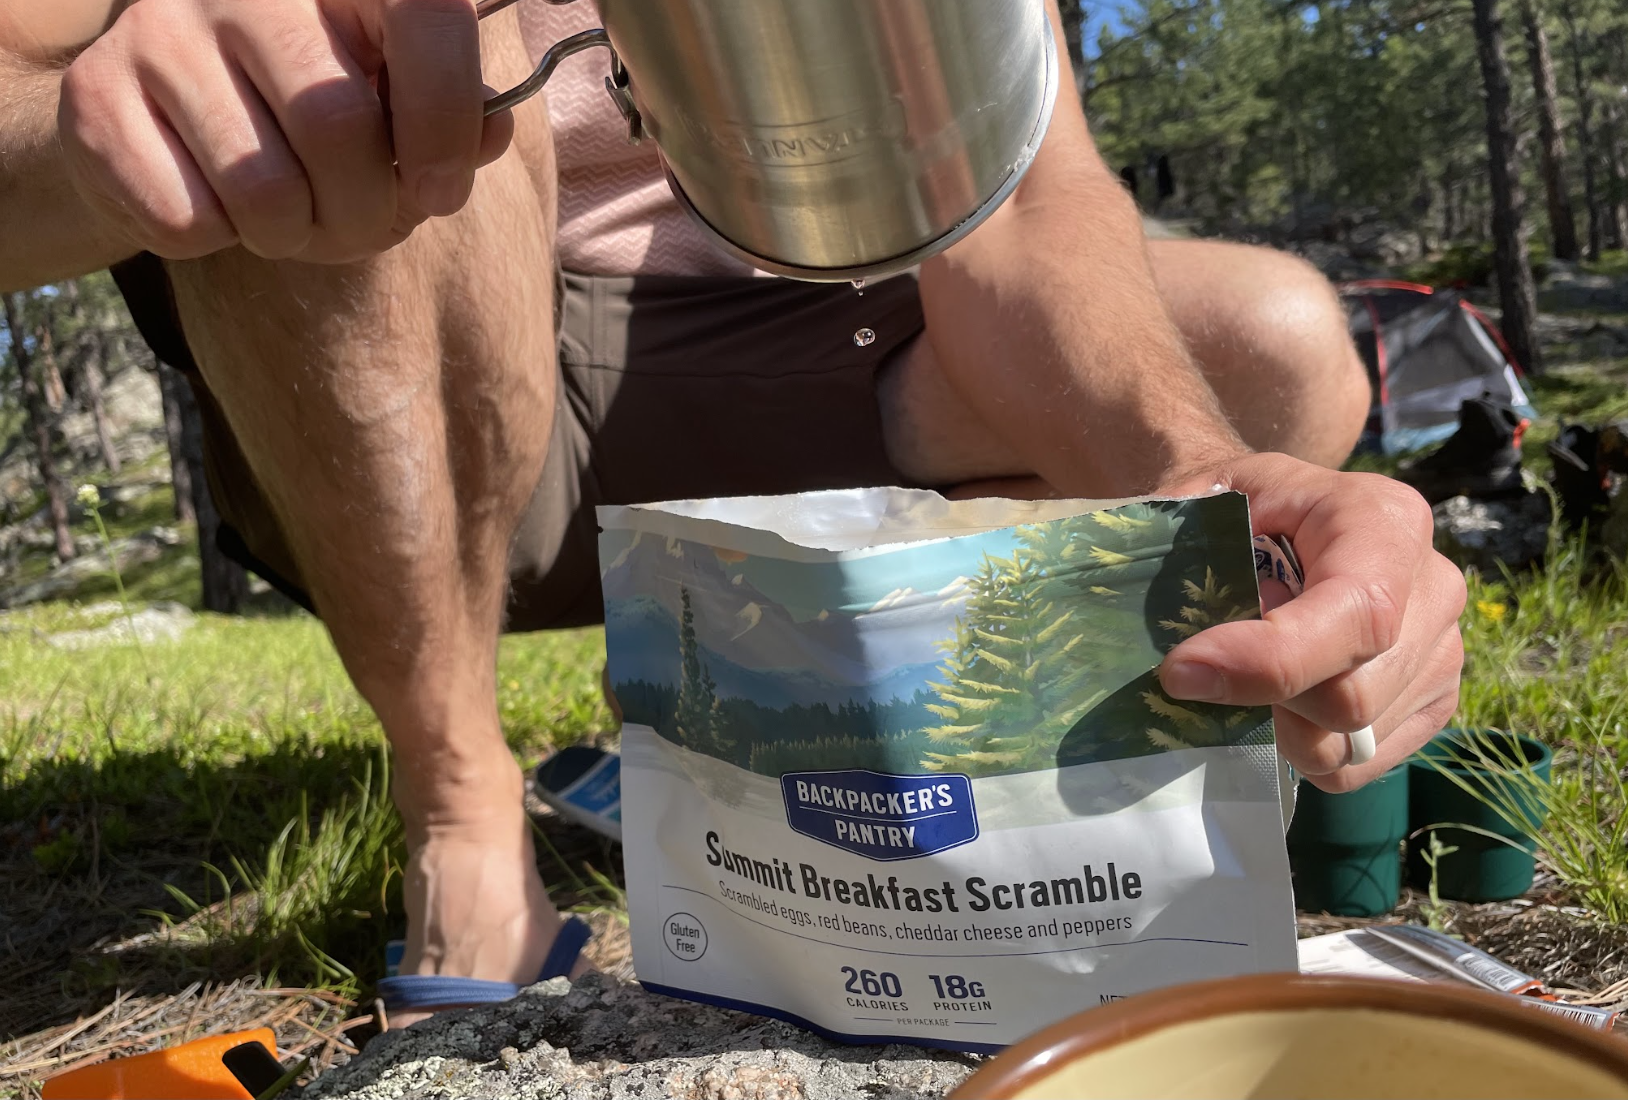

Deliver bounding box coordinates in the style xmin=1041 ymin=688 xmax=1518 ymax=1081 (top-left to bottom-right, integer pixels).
xmin=533 ymin=745 xmax=623 ymax=842
xmin=376 ymin=915 xmax=594 ymax=1012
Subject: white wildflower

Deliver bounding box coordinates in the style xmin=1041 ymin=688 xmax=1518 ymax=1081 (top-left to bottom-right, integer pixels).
xmin=76 ymin=484 xmax=100 ymax=509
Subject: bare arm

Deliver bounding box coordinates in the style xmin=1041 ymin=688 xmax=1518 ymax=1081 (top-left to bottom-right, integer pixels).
xmin=919 ymin=5 xmax=1469 ymax=800
xmin=918 ymin=1 xmax=1245 ymax=496
xmin=0 ymin=0 xmax=141 ymax=289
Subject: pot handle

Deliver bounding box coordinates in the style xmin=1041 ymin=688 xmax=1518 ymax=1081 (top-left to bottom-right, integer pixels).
xmin=475 ymin=0 xmax=642 ymax=139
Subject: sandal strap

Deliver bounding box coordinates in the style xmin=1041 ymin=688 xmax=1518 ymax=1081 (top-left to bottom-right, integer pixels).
xmin=376 ymin=916 xmax=593 ymax=1011
xmin=540 ymin=915 xmax=593 ymax=980
xmin=376 ymin=974 xmax=520 ymax=1011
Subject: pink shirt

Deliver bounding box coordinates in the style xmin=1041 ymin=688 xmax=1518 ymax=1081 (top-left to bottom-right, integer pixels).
xmin=517 ymin=0 xmax=755 ymax=277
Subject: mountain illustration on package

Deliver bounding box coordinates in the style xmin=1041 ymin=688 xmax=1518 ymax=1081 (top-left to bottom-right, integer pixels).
xmin=598 ymin=487 xmax=1298 ymax=1052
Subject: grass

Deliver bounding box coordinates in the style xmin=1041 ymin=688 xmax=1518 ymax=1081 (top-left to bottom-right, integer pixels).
xmin=0 ymin=600 xmax=611 ymax=1045
xmin=1446 ymin=516 xmax=1628 ymax=923
xmin=1585 ymin=250 xmax=1628 ymax=280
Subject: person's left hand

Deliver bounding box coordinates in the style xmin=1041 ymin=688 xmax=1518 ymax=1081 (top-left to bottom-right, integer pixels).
xmin=1159 ymin=452 xmax=1466 ymax=791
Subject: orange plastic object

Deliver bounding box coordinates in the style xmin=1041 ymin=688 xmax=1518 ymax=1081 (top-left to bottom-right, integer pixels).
xmin=40 ymin=1028 xmax=275 ymax=1100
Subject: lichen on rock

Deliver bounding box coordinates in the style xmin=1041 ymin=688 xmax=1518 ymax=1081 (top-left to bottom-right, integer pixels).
xmin=298 ymin=974 xmax=977 ymax=1100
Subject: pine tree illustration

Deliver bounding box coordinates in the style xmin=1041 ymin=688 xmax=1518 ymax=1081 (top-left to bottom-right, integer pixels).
xmin=674 ymin=587 xmax=719 ymax=755
xmin=921 ymin=500 xmax=1272 ymax=774
xmin=920 ymin=529 xmax=1102 ymax=777
xmin=1140 ymin=558 xmax=1265 ymax=751
xmin=703 ymin=663 xmax=738 ymax=762
xmin=1156 ymin=566 xmax=1256 ymax=639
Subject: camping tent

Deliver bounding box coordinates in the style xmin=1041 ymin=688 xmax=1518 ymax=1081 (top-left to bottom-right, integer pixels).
xmin=1343 ymin=280 xmax=1536 ymax=455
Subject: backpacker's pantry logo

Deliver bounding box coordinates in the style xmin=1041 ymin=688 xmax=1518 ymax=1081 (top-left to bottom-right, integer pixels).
xmin=781 ymin=770 xmax=978 ymax=861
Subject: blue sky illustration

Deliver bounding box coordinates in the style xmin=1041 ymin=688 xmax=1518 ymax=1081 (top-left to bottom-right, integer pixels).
xmin=600 ymin=526 xmax=1023 ymax=624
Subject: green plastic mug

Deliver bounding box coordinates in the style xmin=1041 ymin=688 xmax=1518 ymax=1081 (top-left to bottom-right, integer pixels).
xmin=1407 ymin=728 xmax=1553 ymax=902
xmin=1287 ymin=762 xmax=1409 ymax=917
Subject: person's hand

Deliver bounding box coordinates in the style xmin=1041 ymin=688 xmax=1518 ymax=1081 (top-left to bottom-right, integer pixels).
xmin=1160 ymin=452 xmax=1466 ymax=791
xmin=57 ymin=0 xmax=515 ymax=264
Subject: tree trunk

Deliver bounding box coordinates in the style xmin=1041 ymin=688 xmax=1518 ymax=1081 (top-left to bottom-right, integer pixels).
xmin=171 ymin=370 xmax=247 ymax=613
xmin=1560 ymin=0 xmax=1604 ymax=259
xmin=1522 ymin=0 xmax=1580 ymax=260
xmin=1602 ymin=99 xmax=1628 ymax=249
xmin=1610 ymin=30 xmax=1628 ymax=248
xmin=1442 ymin=164 xmax=1460 ymax=242
xmin=4 ymin=292 xmax=75 ymax=561
xmin=1473 ymin=0 xmax=1544 ymax=373
xmin=60 ymin=279 xmax=122 ymax=475
xmin=80 ymin=359 xmax=122 ymax=475
xmin=1059 ymin=0 xmax=1088 ymax=96
xmin=155 ymin=363 xmax=197 ymax=525
xmin=37 ymin=329 xmax=67 ymax=414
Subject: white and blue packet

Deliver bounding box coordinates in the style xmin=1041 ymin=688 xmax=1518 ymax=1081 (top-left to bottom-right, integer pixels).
xmin=598 ymin=488 xmax=1301 ymax=1052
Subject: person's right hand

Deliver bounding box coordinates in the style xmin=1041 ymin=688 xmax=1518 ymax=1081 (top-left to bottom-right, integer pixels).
xmin=58 ymin=0 xmax=515 ymax=264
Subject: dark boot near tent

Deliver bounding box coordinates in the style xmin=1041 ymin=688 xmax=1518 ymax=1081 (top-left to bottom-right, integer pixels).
xmin=1398 ymin=397 xmax=1529 ymax=505
xmin=1548 ymin=423 xmax=1611 ymax=531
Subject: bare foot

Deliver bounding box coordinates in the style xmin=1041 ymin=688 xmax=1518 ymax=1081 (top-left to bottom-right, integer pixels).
xmin=390 ymin=804 xmax=592 ymax=1028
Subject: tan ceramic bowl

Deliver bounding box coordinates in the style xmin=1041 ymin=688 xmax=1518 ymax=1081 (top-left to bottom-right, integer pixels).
xmin=950 ymin=974 xmax=1628 ymax=1099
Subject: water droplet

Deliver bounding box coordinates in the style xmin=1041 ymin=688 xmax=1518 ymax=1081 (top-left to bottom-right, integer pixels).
xmin=853 ymin=327 xmax=877 ymax=347
xmin=851 ymin=278 xmax=866 ymax=297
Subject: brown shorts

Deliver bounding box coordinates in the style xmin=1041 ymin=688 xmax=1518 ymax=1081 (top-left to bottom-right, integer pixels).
xmin=110 ymin=258 xmax=927 ymax=631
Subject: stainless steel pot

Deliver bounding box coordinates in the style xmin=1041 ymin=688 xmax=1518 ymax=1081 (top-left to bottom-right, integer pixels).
xmin=477 ymin=0 xmax=1057 ymax=282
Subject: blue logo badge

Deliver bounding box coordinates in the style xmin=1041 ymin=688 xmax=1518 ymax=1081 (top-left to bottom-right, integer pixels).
xmin=780 ymin=770 xmax=978 ymax=861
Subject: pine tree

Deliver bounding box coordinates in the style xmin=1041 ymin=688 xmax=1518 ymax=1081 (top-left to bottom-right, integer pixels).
xmin=157 ymin=364 xmax=197 ymax=525
xmin=702 ymin=663 xmax=739 ymax=763
xmin=920 ymin=549 xmax=1098 ymax=777
xmin=1602 ymin=98 xmax=1628 ymax=249
xmin=1136 ymin=566 xmax=1262 ymax=752
xmin=1559 ymin=0 xmax=1606 ymax=258
xmin=1522 ymin=0 xmax=1581 ymax=261
xmin=172 ymin=370 xmax=249 ymax=612
xmin=674 ymin=586 xmax=720 ymax=756
xmin=1473 ymin=0 xmax=1544 ymax=374
xmin=916 ymin=511 xmax=1160 ymax=778
xmin=3 ymin=290 xmax=75 ymax=561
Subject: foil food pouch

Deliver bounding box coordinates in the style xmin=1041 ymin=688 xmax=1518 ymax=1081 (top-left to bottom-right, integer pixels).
xmin=597 ymin=487 xmax=1298 ymax=1051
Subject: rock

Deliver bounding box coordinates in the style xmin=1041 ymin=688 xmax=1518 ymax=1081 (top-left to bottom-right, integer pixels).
xmin=1269 ymin=201 xmax=1341 ymax=243
xmin=0 ymin=365 xmax=167 ymax=505
xmin=0 ymin=481 xmax=166 ymax=551
xmin=1530 ymin=313 xmax=1628 ymax=364
xmin=1140 ymin=215 xmax=1197 ymax=240
xmin=0 ymin=526 xmax=184 ymax=607
xmin=1283 ymin=240 xmax=1383 ymax=282
xmin=1576 ymin=322 xmax=1628 ymax=361
xmin=1346 ymin=223 xmax=1422 ymax=266
xmin=1540 ymin=267 xmax=1628 ymax=313
xmin=299 ymin=974 xmax=977 ymax=1100
xmin=54 ymin=365 xmax=167 ymax=469
xmin=46 ymin=602 xmax=194 ymax=648
xmin=1432 ymin=492 xmax=1551 ymax=573
xmin=0 ymin=526 xmax=62 ymax=556
xmin=104 ymin=479 xmax=171 ymax=506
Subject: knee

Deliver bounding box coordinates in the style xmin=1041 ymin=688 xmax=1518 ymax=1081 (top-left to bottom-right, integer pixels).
xmin=1237 ymin=250 xmax=1369 ymax=453
xmin=1259 ymin=255 xmax=1365 ymax=401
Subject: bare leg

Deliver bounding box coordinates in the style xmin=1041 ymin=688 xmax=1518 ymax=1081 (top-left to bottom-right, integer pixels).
xmin=1140 ymin=240 xmax=1368 ymax=466
xmin=164 ymin=10 xmax=579 ymax=1018
xmin=880 ymin=239 xmax=1369 ymax=490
